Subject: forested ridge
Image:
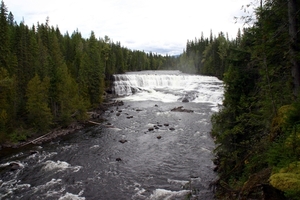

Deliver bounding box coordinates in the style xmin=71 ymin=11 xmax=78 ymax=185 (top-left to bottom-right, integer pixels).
xmin=200 ymin=0 xmax=299 ymax=199
xmin=0 ymin=1 xmax=179 ymax=144
xmin=173 ymin=0 xmax=300 ymax=198
xmin=1 ymin=0 xmax=300 ymax=199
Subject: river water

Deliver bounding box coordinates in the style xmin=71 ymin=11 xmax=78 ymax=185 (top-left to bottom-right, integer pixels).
xmin=0 ymin=70 xmax=223 ymax=200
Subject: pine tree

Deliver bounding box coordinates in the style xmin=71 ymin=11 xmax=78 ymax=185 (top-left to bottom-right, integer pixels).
xmin=0 ymin=0 xmax=9 ymax=71
xmin=57 ymin=63 xmax=87 ymax=126
xmin=79 ymin=31 xmax=104 ymax=106
xmin=26 ymin=74 xmax=52 ymax=132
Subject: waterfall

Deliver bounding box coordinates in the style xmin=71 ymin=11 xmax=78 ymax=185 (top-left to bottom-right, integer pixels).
xmin=112 ymin=70 xmax=224 ymax=105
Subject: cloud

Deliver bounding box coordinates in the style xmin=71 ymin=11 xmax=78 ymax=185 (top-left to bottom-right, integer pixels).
xmin=5 ymin=0 xmax=253 ymax=55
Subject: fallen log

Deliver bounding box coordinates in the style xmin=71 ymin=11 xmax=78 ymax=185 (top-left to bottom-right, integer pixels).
xmin=19 ymin=130 xmax=56 ymax=147
xmin=87 ymin=120 xmax=102 ymax=125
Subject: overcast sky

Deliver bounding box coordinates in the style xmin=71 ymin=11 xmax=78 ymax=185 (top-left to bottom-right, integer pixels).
xmin=5 ymin=0 xmax=254 ymax=55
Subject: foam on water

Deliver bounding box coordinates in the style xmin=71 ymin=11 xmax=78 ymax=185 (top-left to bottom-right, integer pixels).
xmin=149 ymin=188 xmax=191 ymax=200
xmin=42 ymin=160 xmax=82 ymax=172
xmin=113 ymin=70 xmax=224 ymax=109
xmin=58 ymin=190 xmax=85 ymax=200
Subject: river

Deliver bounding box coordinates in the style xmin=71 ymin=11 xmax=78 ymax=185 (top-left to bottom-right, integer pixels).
xmin=0 ymin=70 xmax=223 ymax=200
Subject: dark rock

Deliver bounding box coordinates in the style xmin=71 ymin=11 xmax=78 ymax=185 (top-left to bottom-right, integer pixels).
xmin=213 ymin=166 xmax=219 ymax=172
xmin=106 ymin=88 xmax=113 ymax=94
xmin=182 ymin=97 xmax=189 ymax=102
xmin=30 ymin=150 xmax=38 ymax=155
xmin=171 ymin=106 xmax=193 ymax=113
xmin=262 ymin=184 xmax=287 ymax=200
xmin=148 ymin=127 xmax=154 ymax=131
xmin=157 ymin=136 xmax=162 ymax=139
xmin=9 ymin=162 xmax=22 ymax=171
xmin=119 ymin=139 xmax=128 ymax=144
xmin=116 ymin=158 xmax=122 ymax=162
xmin=169 ymin=127 xmax=175 ymax=131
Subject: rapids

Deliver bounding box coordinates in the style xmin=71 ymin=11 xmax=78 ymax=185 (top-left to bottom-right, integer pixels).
xmin=0 ymin=70 xmax=223 ymax=200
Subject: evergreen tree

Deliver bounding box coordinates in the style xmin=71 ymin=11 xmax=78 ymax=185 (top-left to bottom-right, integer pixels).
xmin=0 ymin=68 xmax=16 ymax=141
xmin=0 ymin=0 xmax=9 ymax=71
xmin=26 ymin=74 xmax=52 ymax=132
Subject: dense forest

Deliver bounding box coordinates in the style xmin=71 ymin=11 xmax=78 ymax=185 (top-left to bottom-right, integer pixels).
xmin=172 ymin=0 xmax=300 ymax=199
xmin=206 ymin=0 xmax=299 ymax=199
xmin=0 ymin=1 xmax=179 ymax=144
xmin=1 ymin=0 xmax=300 ymax=199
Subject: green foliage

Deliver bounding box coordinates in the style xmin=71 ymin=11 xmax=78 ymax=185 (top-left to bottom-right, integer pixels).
xmin=26 ymin=74 xmax=53 ymax=132
xmin=0 ymin=0 xmax=178 ymax=144
xmin=270 ymin=162 xmax=300 ymax=199
xmin=210 ymin=0 xmax=299 ymax=198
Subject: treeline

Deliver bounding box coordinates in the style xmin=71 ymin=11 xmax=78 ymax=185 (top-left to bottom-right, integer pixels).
xmin=176 ymin=31 xmax=234 ymax=77
xmin=177 ymin=0 xmax=300 ymax=199
xmin=0 ymin=1 xmax=177 ymax=143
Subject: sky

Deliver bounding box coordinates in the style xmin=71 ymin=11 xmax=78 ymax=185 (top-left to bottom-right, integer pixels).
xmin=5 ymin=0 xmax=254 ymax=55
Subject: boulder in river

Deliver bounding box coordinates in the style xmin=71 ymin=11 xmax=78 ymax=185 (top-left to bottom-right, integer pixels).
xmin=182 ymin=97 xmax=189 ymax=102
xmin=171 ymin=106 xmax=193 ymax=113
xmin=116 ymin=158 xmax=122 ymax=162
xmin=119 ymin=139 xmax=128 ymax=144
xmin=9 ymin=162 xmax=22 ymax=171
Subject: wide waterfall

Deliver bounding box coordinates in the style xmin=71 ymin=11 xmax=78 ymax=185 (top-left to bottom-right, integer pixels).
xmin=113 ymin=70 xmax=223 ymax=107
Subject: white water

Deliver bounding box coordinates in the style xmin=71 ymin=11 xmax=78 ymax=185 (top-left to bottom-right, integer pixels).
xmin=0 ymin=70 xmax=224 ymax=200
xmin=113 ymin=70 xmax=224 ymax=109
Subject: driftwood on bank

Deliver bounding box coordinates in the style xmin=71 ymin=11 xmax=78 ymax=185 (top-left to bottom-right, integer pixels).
xmin=7 ymin=99 xmax=121 ymax=149
xmin=87 ymin=120 xmax=102 ymax=125
xmin=18 ymin=123 xmax=84 ymax=147
xmin=19 ymin=130 xmax=56 ymax=147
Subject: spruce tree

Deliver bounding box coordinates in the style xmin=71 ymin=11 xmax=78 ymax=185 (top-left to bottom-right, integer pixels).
xmin=26 ymin=74 xmax=52 ymax=132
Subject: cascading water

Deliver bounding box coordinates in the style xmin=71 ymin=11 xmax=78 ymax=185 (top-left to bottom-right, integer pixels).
xmin=0 ymin=70 xmax=224 ymax=200
xmin=113 ymin=70 xmax=223 ymax=109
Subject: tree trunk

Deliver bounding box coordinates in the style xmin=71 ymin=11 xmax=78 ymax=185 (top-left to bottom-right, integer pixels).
xmin=288 ymin=0 xmax=300 ymax=96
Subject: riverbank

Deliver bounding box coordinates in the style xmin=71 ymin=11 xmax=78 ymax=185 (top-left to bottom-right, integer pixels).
xmin=0 ymin=94 xmax=123 ymax=151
